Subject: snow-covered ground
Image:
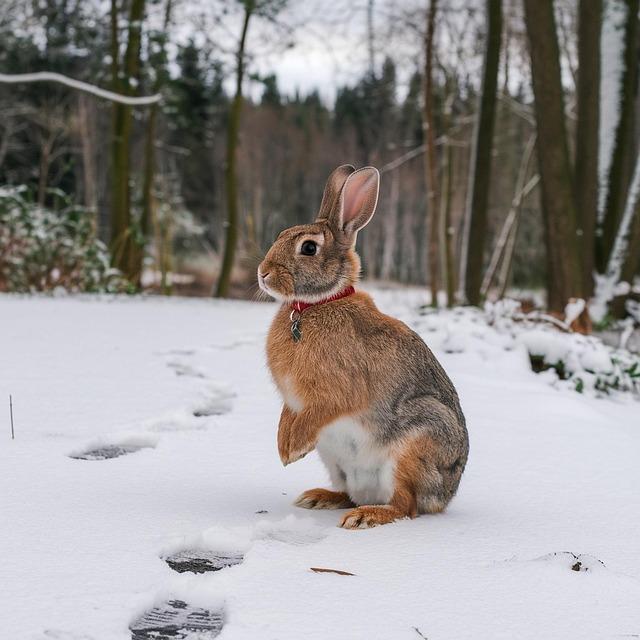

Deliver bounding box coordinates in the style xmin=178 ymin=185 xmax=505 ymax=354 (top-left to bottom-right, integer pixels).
xmin=1 ymin=288 xmax=639 ymax=640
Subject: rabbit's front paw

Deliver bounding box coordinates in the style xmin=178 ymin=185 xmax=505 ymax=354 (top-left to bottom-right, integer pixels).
xmin=295 ymin=489 xmax=354 ymax=510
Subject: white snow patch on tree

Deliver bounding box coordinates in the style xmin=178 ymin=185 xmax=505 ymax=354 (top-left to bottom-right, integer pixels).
xmin=598 ymin=0 xmax=628 ymax=220
xmin=591 ymin=153 xmax=640 ymax=321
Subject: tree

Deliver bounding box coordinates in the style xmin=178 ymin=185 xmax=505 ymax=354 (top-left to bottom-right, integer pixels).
xmin=575 ymin=0 xmax=601 ymax=297
xmin=215 ymin=0 xmax=254 ymax=298
xmin=109 ymin=0 xmax=146 ymax=282
xmin=598 ymin=0 xmax=639 ymax=272
xmin=523 ymin=0 xmax=583 ymax=312
xmin=462 ymin=0 xmax=501 ymax=306
xmin=423 ymin=0 xmax=440 ymax=306
xmin=140 ymin=0 xmax=173 ymax=291
xmin=215 ymin=0 xmax=287 ymax=298
xmin=592 ymin=155 xmax=640 ymax=321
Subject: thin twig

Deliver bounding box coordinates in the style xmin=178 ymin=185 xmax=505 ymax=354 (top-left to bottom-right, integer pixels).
xmin=310 ymin=567 xmax=355 ymax=576
xmin=9 ymin=394 xmax=14 ymax=439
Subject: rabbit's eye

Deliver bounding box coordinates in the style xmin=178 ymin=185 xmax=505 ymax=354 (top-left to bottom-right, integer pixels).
xmin=300 ymin=240 xmax=317 ymax=256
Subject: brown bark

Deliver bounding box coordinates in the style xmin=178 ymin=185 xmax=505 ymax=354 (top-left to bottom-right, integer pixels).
xmin=463 ymin=0 xmax=502 ymax=305
xmin=139 ymin=0 xmax=173 ymax=287
xmin=423 ymin=0 xmax=440 ymax=306
xmin=443 ymin=136 xmax=456 ymax=307
xmin=575 ymin=0 xmax=601 ymax=297
xmin=110 ymin=0 xmax=146 ymax=282
xmin=523 ymin=0 xmax=583 ymax=312
xmin=381 ymin=168 xmax=400 ymax=281
xmin=37 ymin=130 xmax=55 ymax=206
xmin=215 ymin=0 xmax=254 ymax=298
xmin=78 ymin=94 xmax=97 ymax=218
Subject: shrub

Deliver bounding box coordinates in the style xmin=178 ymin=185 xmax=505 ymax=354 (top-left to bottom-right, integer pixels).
xmin=0 ymin=186 xmax=128 ymax=293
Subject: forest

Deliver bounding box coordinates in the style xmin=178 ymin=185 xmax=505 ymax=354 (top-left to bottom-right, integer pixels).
xmin=1 ymin=0 xmax=639 ymax=328
xmin=3 ymin=3 xmax=640 ymax=638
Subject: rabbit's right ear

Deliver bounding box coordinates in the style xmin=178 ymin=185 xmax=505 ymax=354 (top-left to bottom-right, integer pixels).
xmin=316 ymin=164 xmax=356 ymax=221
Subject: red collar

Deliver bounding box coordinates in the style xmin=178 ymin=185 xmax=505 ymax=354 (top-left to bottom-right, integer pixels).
xmin=290 ymin=286 xmax=356 ymax=313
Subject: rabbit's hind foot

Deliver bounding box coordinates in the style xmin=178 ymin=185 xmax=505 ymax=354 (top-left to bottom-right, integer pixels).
xmin=339 ymin=504 xmax=409 ymax=529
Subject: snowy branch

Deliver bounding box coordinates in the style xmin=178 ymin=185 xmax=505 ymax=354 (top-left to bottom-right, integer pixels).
xmin=0 ymin=72 xmax=160 ymax=106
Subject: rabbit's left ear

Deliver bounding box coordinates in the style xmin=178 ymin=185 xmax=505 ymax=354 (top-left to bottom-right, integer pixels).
xmin=336 ymin=167 xmax=380 ymax=240
xmin=317 ymin=164 xmax=355 ymax=221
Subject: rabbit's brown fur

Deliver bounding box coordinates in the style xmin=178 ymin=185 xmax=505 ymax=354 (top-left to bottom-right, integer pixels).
xmin=259 ymin=165 xmax=468 ymax=529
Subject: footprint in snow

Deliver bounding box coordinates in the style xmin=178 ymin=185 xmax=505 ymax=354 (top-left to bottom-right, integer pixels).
xmin=146 ymin=417 xmax=206 ymax=433
xmin=167 ymin=360 xmax=207 ymax=379
xmin=69 ymin=441 xmax=155 ymax=461
xmin=192 ymin=383 xmax=236 ymax=417
xmin=208 ymin=335 xmax=259 ymax=350
xmin=140 ymin=519 xmax=325 ymax=638
xmin=129 ymin=600 xmax=223 ymax=640
xmin=164 ymin=549 xmax=244 ymax=574
xmin=164 ymin=349 xmax=196 ymax=356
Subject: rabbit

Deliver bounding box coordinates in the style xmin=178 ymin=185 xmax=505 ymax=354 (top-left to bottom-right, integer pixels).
xmin=258 ymin=164 xmax=469 ymax=529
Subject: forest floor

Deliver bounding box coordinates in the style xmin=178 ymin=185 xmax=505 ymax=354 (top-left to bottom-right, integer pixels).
xmin=1 ymin=287 xmax=639 ymax=640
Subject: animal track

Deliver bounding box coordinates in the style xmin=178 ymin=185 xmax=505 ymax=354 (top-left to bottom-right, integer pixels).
xmin=129 ymin=600 xmax=223 ymax=639
xmin=192 ymin=384 xmax=235 ymax=417
xmin=208 ymin=336 xmax=258 ymax=351
xmin=166 ymin=360 xmax=206 ymax=379
xmin=253 ymin=515 xmax=327 ymax=546
xmin=164 ymin=549 xmax=244 ymax=574
xmin=69 ymin=442 xmax=154 ymax=461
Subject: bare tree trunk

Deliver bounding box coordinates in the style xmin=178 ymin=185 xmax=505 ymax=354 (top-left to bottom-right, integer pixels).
xmin=523 ymin=0 xmax=583 ymax=312
xmin=78 ymin=94 xmax=97 ymax=219
xmin=442 ymin=137 xmax=456 ymax=307
xmin=139 ymin=0 xmax=172 ymax=288
xmin=215 ymin=0 xmax=254 ymax=298
xmin=37 ymin=131 xmax=55 ymax=206
xmin=381 ymin=167 xmax=400 ymax=280
xmin=367 ymin=0 xmax=375 ymax=76
xmin=599 ymin=0 xmax=639 ymax=271
xmin=481 ymin=134 xmax=537 ymax=298
xmin=110 ymin=0 xmax=145 ymax=281
xmin=613 ymin=203 xmax=640 ymax=317
xmin=592 ymin=155 xmax=640 ymax=320
xmin=423 ymin=0 xmax=440 ymax=306
xmin=497 ymin=213 xmax=518 ymax=299
xmin=0 ymin=120 xmax=13 ymax=168
xmin=575 ymin=0 xmax=601 ymax=297
xmin=463 ymin=0 xmax=502 ymax=306
xmin=439 ymin=91 xmax=457 ymax=308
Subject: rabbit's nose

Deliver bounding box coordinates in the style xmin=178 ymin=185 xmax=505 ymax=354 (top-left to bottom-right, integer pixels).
xmin=258 ymin=270 xmax=270 ymax=280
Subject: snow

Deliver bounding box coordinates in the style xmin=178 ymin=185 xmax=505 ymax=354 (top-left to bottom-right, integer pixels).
xmin=1 ymin=288 xmax=640 ymax=640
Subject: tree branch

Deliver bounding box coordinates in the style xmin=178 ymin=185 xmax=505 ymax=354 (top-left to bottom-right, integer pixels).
xmin=0 ymin=72 xmax=160 ymax=106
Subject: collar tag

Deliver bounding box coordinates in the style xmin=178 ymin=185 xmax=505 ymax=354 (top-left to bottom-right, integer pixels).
xmin=291 ymin=316 xmax=302 ymax=342
xmin=288 ymin=286 xmax=356 ymax=343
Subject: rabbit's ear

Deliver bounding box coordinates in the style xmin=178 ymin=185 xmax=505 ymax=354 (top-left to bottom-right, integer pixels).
xmin=337 ymin=167 xmax=380 ymax=238
xmin=317 ymin=164 xmax=355 ymax=221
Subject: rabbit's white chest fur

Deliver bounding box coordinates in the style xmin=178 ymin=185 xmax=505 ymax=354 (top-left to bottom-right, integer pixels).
xmin=316 ymin=417 xmax=396 ymax=506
